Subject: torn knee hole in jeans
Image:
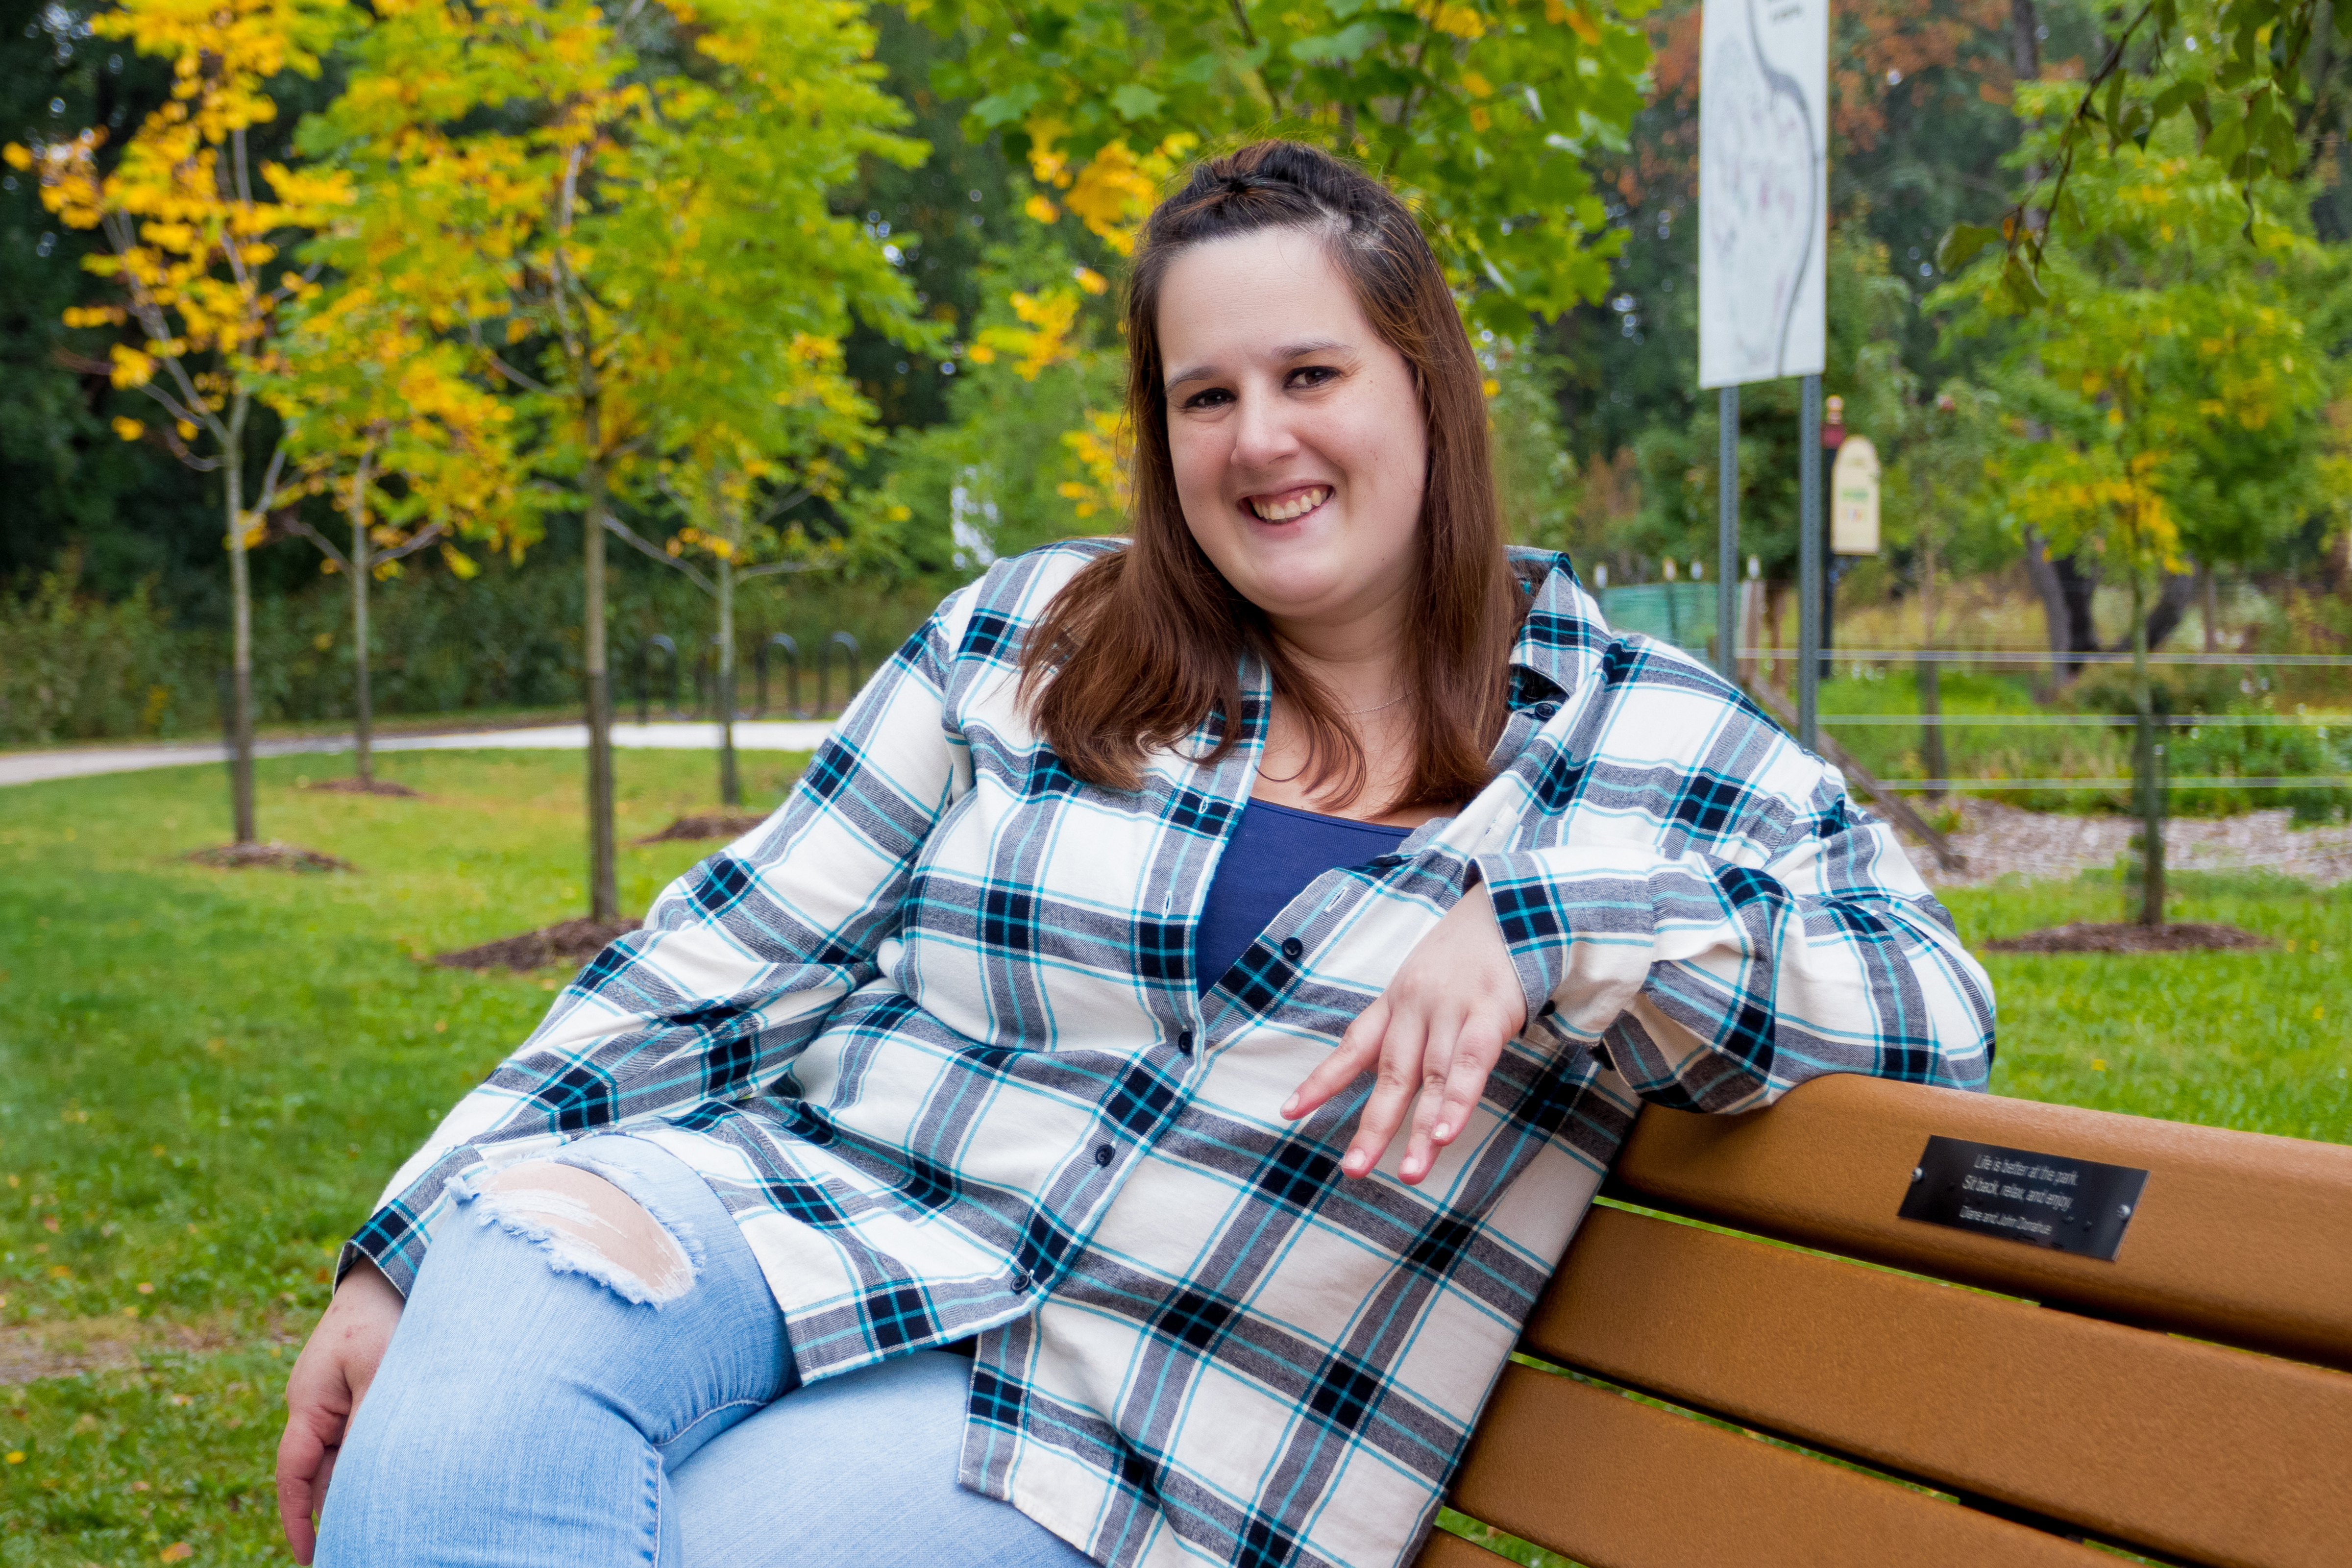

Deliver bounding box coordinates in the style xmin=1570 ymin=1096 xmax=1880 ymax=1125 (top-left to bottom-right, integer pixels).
xmin=454 ymin=1161 xmax=697 ymax=1306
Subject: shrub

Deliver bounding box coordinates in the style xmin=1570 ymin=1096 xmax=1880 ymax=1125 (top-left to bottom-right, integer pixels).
xmin=0 ymin=553 xmax=202 ymax=744
xmin=0 ymin=542 xmax=950 ymax=743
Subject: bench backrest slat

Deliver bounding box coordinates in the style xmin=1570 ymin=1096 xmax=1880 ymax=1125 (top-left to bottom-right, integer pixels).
xmin=1438 ymin=1361 xmax=2113 ymax=1568
xmin=1519 ymin=1204 xmax=2352 ymax=1568
xmin=1424 ymin=1076 xmax=2352 ymax=1568
xmin=1610 ymin=1075 xmax=2352 ymax=1371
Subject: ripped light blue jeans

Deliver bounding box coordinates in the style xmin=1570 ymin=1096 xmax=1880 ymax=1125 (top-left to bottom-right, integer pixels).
xmin=316 ymin=1135 xmax=1095 ymax=1568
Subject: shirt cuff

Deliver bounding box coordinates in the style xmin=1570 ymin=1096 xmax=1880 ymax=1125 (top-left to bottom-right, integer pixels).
xmin=1472 ymin=847 xmax=1583 ymax=1033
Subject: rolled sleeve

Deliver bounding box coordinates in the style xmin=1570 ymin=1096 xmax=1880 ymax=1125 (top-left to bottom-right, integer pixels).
xmin=1474 ymin=808 xmax=1993 ymax=1118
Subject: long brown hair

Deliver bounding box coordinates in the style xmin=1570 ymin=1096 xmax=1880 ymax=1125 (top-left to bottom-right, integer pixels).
xmin=1019 ymin=140 xmax=1523 ymax=810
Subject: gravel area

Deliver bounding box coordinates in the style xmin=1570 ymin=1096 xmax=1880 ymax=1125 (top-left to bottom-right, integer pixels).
xmin=1921 ymin=800 xmax=2352 ymax=888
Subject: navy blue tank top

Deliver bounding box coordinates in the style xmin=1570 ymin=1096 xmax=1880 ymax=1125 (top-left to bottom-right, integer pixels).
xmin=1193 ymin=799 xmax=1411 ymax=995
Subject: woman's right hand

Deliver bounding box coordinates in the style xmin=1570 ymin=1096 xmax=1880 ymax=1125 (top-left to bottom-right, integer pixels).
xmin=276 ymin=1257 xmax=404 ymax=1564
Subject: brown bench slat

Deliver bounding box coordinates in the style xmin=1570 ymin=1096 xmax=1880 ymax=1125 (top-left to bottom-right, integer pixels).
xmin=1447 ymin=1363 xmax=2111 ymax=1568
xmin=1409 ymin=1527 xmax=1521 ymax=1568
xmin=1612 ymin=1074 xmax=2352 ymax=1371
xmin=1521 ymin=1204 xmax=2352 ymax=1568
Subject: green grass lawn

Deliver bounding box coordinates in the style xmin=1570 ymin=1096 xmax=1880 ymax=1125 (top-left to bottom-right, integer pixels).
xmin=1 ymin=752 xmax=2347 ymax=1563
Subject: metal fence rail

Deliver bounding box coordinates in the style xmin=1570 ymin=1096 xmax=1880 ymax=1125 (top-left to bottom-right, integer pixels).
xmin=1826 ymin=714 xmax=2343 ymax=727
xmin=1878 ymin=776 xmax=2352 ymax=790
xmin=1750 ymin=647 xmax=2352 ymax=667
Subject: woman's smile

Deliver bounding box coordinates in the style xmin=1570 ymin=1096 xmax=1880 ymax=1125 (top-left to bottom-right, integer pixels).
xmin=1243 ymin=483 xmax=1331 ymax=523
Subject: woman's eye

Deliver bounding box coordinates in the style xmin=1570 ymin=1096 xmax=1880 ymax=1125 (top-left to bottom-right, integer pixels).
xmin=1183 ymin=387 xmax=1234 ymax=410
xmin=1288 ymin=365 xmax=1339 ymax=389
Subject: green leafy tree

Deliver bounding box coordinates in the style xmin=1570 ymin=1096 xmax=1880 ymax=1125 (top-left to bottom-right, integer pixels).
xmin=1942 ymin=105 xmax=2348 ymax=918
xmin=596 ymin=41 xmax=940 ymax=809
xmin=303 ymin=0 xmax=928 ymax=919
xmin=1946 ymin=104 xmax=2346 ymax=612
xmin=1951 ymin=0 xmax=2352 ymax=308
xmin=921 ymin=0 xmax=1656 ymax=334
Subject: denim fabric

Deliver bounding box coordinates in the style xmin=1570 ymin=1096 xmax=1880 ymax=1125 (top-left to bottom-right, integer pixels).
xmin=318 ymin=1135 xmax=1086 ymax=1568
xmin=671 ymin=1350 xmax=1095 ymax=1568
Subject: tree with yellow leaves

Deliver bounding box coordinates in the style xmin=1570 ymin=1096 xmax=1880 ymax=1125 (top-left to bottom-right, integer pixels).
xmin=304 ymin=0 xmax=929 ymax=920
xmin=1943 ymin=96 xmax=2350 ymax=922
xmin=258 ymin=286 xmax=539 ymax=790
xmin=8 ymin=0 xmax=350 ymax=846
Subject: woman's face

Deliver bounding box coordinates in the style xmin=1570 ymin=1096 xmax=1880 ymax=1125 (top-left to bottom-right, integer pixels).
xmin=1157 ymin=226 xmax=1427 ymax=639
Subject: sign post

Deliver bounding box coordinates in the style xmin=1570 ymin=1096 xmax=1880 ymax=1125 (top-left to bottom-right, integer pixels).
xmin=1799 ymin=383 xmax=1822 ymax=742
xmin=1699 ymin=0 xmax=1828 ymax=742
xmin=1716 ymin=387 xmax=1739 ymax=679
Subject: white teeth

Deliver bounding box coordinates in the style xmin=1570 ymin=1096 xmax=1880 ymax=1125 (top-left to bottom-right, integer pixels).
xmin=1250 ymin=487 xmax=1329 ymax=522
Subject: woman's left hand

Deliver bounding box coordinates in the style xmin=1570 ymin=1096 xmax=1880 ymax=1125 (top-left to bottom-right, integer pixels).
xmin=1281 ymin=883 xmax=1529 ymax=1184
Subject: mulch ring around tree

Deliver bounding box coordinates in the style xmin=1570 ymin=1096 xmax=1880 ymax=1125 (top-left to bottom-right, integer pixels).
xmin=433 ymin=917 xmax=642 ymax=973
xmin=636 ymin=812 xmax=767 ymax=845
xmin=185 ymin=841 xmax=356 ymax=873
xmin=1983 ymin=922 xmax=2275 ymax=955
xmin=301 ymin=776 xmax=421 ymax=797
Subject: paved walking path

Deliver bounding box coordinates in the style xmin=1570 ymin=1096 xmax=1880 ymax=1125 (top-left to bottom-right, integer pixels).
xmin=0 ymin=720 xmax=837 ymax=787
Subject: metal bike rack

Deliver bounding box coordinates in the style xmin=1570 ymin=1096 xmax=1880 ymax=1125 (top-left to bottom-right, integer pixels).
xmin=634 ymin=634 xmax=679 ymax=725
xmin=824 ymin=631 xmax=861 ymax=715
xmin=756 ymin=633 xmax=802 ymax=718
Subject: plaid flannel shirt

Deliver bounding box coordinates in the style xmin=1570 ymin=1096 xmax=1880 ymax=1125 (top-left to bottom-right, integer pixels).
xmin=348 ymin=540 xmax=1994 ymax=1568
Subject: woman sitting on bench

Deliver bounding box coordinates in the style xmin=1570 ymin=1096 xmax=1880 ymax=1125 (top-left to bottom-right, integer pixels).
xmin=276 ymin=140 xmax=1994 ymax=1568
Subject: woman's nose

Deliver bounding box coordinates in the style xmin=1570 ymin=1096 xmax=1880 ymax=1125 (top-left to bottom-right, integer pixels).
xmin=1228 ymin=385 xmax=1302 ymax=470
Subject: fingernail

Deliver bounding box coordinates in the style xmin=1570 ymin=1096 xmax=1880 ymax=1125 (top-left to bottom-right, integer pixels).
xmin=1433 ymin=1122 xmax=1453 ymax=1142
xmin=1402 ymin=1157 xmax=1423 ymax=1178
xmin=1280 ymin=1095 xmax=1300 ymax=1117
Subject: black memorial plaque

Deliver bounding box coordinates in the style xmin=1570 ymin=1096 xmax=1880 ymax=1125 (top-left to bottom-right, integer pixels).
xmin=1897 ymin=1136 xmax=2148 ymax=1261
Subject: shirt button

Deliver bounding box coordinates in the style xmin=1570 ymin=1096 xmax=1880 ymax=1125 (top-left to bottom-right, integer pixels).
xmin=1010 ymin=1269 xmax=1031 ymax=1293
xmin=1176 ymin=1029 xmax=1194 ymax=1055
xmin=1280 ymin=936 xmax=1304 ymax=960
xmin=1540 ymin=1000 xmax=1558 ymax=1018
xmin=1093 ymin=1144 xmax=1114 ymax=1167
xmin=1532 ymin=702 xmax=1559 ymax=721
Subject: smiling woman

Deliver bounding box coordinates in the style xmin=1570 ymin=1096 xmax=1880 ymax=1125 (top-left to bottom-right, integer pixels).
xmin=1026 ymin=141 xmax=1521 ymax=819
xmin=279 ymin=141 xmax=1993 ymax=1568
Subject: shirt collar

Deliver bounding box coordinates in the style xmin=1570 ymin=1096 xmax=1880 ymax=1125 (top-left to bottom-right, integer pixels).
xmin=1504 ymin=548 xmax=1608 ymax=707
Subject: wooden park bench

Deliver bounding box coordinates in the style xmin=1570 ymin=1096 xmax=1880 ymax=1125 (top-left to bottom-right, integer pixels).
xmin=1419 ymin=1073 xmax=2352 ymax=1568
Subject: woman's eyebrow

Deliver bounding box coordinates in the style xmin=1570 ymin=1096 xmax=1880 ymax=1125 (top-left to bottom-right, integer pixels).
xmin=1165 ymin=339 xmax=1354 ymax=391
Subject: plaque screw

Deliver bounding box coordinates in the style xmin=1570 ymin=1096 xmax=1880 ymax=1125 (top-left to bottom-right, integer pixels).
xmin=2116 ymin=1204 xmax=2132 ymax=1219
xmin=1911 ymin=1166 xmax=1924 ymax=1182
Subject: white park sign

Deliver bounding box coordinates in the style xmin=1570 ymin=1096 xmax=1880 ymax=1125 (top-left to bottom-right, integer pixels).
xmin=1698 ymin=0 xmax=1828 ymax=389
xmin=1831 ymin=435 xmax=1882 ymax=555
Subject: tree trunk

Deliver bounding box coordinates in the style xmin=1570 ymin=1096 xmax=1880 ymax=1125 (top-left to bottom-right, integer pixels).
xmin=1919 ymin=526 xmax=1945 ymax=800
xmin=2130 ymin=569 xmax=2165 ymax=927
xmin=2022 ymin=528 xmax=2100 ymax=681
xmin=716 ymin=554 xmax=739 ymax=808
xmin=2201 ymin=564 xmax=2219 ymax=653
xmin=554 ymin=146 xmax=618 ymax=923
xmin=582 ymin=431 xmax=619 ymax=924
xmin=2130 ymin=570 xmax=2197 ymax=654
xmin=2008 ymin=0 xmax=2041 ymax=80
xmin=348 ymin=445 xmax=375 ymax=787
xmin=224 ymin=393 xmax=257 ymax=845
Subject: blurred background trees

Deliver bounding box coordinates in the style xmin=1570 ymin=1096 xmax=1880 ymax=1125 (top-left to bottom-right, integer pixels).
xmin=3 ymin=0 xmax=2349 ymax=821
